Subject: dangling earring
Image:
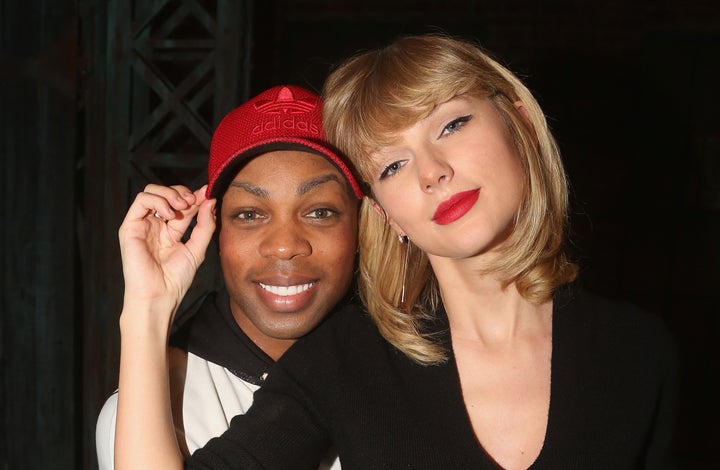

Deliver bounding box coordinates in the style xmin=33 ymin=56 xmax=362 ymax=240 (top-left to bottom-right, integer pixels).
xmin=398 ymin=234 xmax=410 ymax=304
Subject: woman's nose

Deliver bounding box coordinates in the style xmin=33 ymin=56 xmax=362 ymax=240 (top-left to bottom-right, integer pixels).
xmin=417 ymin=149 xmax=452 ymax=192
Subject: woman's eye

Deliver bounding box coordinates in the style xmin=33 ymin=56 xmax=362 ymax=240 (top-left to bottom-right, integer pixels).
xmin=307 ymin=208 xmax=337 ymax=220
xmin=441 ymin=115 xmax=472 ymax=137
xmin=379 ymin=160 xmax=405 ymax=180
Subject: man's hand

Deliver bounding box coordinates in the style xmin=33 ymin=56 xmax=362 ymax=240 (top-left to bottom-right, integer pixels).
xmin=118 ymin=184 xmax=216 ymax=317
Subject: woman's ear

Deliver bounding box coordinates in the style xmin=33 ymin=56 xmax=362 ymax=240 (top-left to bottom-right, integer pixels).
xmin=369 ymin=197 xmax=385 ymax=218
xmin=514 ymin=100 xmax=530 ymax=121
xmin=514 ymin=100 xmax=539 ymax=145
xmin=387 ymin=219 xmax=405 ymax=239
xmin=369 ymin=197 xmax=405 ymax=238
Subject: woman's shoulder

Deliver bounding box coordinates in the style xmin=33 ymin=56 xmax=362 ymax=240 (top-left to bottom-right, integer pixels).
xmin=554 ymin=283 xmax=677 ymax=355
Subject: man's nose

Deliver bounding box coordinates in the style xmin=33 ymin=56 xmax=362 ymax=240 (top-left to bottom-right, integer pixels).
xmin=258 ymin=222 xmax=312 ymax=260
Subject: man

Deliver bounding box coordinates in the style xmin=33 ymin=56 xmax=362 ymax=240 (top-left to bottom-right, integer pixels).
xmin=96 ymin=84 xmax=363 ymax=469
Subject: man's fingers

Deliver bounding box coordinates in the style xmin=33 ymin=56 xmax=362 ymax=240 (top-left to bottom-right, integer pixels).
xmin=122 ymin=185 xmax=202 ymax=225
xmin=183 ymin=199 xmax=216 ymax=262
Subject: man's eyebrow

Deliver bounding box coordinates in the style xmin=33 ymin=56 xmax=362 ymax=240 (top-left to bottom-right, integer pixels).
xmin=298 ymin=174 xmax=346 ymax=195
xmin=228 ymin=181 xmax=268 ymax=198
xmin=227 ymin=174 xmax=345 ymax=197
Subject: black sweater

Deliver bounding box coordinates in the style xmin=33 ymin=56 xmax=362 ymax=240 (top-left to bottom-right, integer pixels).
xmin=187 ymin=286 xmax=678 ymax=469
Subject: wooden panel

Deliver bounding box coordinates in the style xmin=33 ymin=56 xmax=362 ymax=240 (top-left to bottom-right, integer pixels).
xmin=0 ymin=1 xmax=79 ymax=468
xmin=80 ymin=0 xmax=252 ymax=468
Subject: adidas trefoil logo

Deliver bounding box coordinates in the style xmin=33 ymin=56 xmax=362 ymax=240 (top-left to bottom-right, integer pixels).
xmin=252 ymin=86 xmax=320 ymax=136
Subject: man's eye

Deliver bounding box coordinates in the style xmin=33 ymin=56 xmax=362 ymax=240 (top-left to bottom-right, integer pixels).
xmin=236 ymin=210 xmax=260 ymax=221
xmin=307 ymin=208 xmax=337 ymax=219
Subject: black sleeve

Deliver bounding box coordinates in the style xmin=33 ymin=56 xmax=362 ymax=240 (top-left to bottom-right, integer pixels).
xmin=184 ymin=303 xmax=366 ymax=469
xmin=184 ymin=378 xmax=332 ymax=470
xmin=641 ymin=319 xmax=680 ymax=470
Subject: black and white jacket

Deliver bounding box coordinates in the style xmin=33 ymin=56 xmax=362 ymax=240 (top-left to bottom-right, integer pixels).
xmin=95 ymin=289 xmax=340 ymax=469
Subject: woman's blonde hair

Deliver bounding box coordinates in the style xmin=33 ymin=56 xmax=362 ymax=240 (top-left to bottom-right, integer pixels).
xmin=323 ymin=34 xmax=578 ymax=364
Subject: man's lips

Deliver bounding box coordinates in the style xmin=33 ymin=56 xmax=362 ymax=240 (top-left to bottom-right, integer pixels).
xmin=258 ymin=282 xmax=315 ymax=297
xmin=432 ymin=189 xmax=480 ymax=225
xmin=254 ymin=275 xmax=319 ymax=312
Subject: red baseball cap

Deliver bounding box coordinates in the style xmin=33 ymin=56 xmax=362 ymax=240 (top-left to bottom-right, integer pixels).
xmin=206 ymin=85 xmax=363 ymax=199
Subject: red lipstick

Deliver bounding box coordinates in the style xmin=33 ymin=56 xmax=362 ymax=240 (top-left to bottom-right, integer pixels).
xmin=432 ymin=189 xmax=480 ymax=225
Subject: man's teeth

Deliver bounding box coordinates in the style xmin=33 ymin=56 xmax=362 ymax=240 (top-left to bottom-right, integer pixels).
xmin=259 ymin=282 xmax=314 ymax=296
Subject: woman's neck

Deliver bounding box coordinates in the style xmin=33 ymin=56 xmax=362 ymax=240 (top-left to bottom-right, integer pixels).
xmin=430 ymin=256 xmax=550 ymax=347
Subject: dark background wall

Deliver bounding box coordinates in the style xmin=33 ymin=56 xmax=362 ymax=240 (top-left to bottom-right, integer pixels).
xmin=2 ymin=0 xmax=718 ymax=468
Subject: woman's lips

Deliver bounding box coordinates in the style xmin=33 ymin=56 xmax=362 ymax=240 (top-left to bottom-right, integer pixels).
xmin=432 ymin=189 xmax=480 ymax=225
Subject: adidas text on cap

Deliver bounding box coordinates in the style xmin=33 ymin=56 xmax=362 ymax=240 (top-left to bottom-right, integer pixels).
xmin=206 ymin=85 xmax=363 ymax=199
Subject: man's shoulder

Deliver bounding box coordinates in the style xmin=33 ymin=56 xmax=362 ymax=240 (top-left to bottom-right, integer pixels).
xmin=278 ymin=301 xmax=382 ymax=368
xmin=169 ymin=291 xmax=220 ymax=349
xmin=314 ymin=301 xmax=374 ymax=338
xmin=170 ymin=289 xmax=274 ymax=385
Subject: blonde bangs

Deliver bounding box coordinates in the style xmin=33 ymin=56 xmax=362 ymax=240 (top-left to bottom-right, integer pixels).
xmin=324 ymin=36 xmax=484 ymax=182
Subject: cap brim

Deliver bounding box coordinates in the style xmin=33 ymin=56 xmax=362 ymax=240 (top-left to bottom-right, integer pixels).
xmin=208 ymin=141 xmax=363 ymax=199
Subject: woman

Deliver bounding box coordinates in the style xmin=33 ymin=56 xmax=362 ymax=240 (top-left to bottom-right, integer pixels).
xmin=318 ymin=33 xmax=679 ymax=469
xmin=117 ymin=35 xmax=678 ymax=469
